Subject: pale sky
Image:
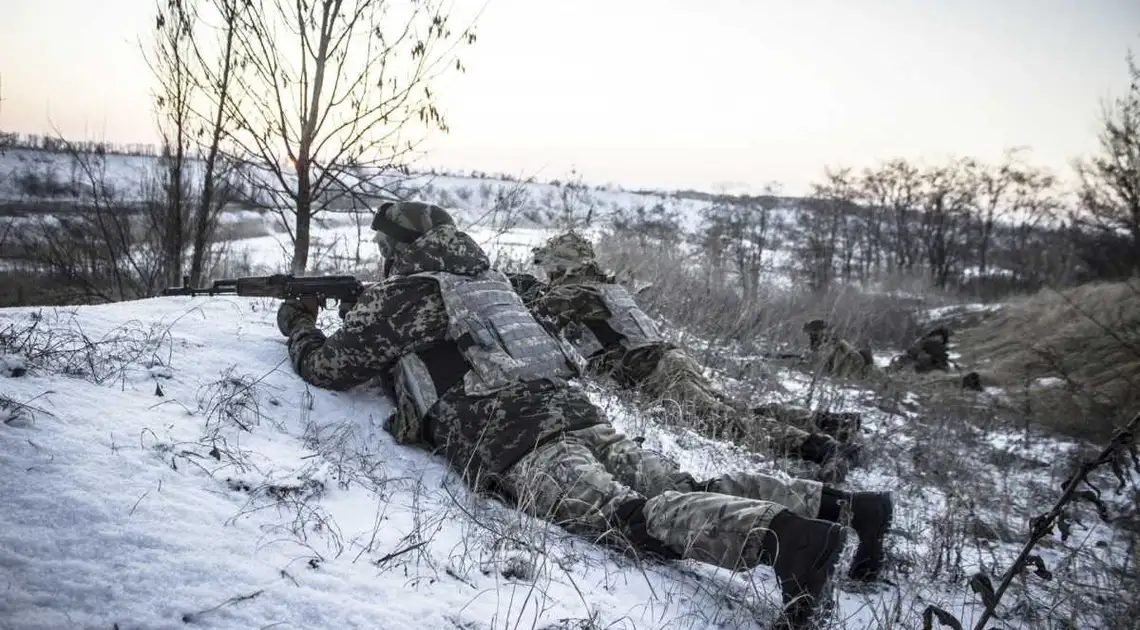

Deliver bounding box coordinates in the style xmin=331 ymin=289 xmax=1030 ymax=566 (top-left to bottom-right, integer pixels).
xmin=1 ymin=0 xmax=1137 ymax=195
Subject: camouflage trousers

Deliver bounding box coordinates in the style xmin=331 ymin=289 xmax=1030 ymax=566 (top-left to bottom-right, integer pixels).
xmin=500 ymin=423 xmax=823 ymax=570
xmin=640 ymin=348 xmax=851 ymax=453
xmin=812 ymin=340 xmax=882 ymax=381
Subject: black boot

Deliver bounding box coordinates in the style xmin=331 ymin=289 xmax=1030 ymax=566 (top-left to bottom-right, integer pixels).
xmin=759 ymin=510 xmax=847 ymax=629
xmin=819 ymin=487 xmax=893 ymax=582
xmin=613 ymin=498 xmax=681 ymax=561
xmin=796 ymin=434 xmax=840 ymax=465
xmin=811 ymin=410 xmax=862 ymax=442
xmin=795 ymin=434 xmax=851 ymax=483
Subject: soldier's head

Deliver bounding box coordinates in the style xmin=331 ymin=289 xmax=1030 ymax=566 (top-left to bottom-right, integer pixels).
xmin=531 ymin=231 xmax=596 ymax=278
xmin=923 ymin=326 xmax=951 ymax=345
xmin=802 ymin=318 xmax=830 ymax=350
xmin=371 ymin=200 xmax=455 ymax=263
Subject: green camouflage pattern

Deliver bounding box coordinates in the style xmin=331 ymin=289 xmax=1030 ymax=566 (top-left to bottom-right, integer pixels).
xmin=501 ymin=423 xmax=823 ymax=566
xmin=889 ymin=328 xmax=952 ymax=374
xmin=530 ymin=230 xmax=597 ymax=274
xmin=802 ymin=320 xmax=881 ymax=380
xmin=280 ymin=223 xmax=604 ymax=485
xmin=371 ymin=200 xmax=456 ymax=260
xmin=508 ymin=262 xmax=857 ymax=469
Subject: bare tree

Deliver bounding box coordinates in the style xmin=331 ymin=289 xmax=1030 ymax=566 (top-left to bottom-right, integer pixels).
xmin=146 ymin=0 xmax=197 ymax=285
xmin=860 ymin=158 xmax=923 ymax=273
xmin=220 ymin=0 xmax=478 ymax=273
xmin=796 ymin=169 xmax=852 ymax=291
xmin=700 ymin=184 xmax=781 ymax=300
xmin=145 ymin=0 xmax=245 ymax=286
xmin=917 ymin=159 xmax=975 ymax=288
xmin=1074 ymin=51 xmax=1140 ymax=277
xmin=187 ymin=0 xmax=245 ymax=286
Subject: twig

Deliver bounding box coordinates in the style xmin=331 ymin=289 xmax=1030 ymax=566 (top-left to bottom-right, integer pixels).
xmin=373 ymin=539 xmax=429 ymax=565
xmin=971 ymin=410 xmax=1140 ymax=630
xmin=181 ymin=589 xmax=265 ymax=624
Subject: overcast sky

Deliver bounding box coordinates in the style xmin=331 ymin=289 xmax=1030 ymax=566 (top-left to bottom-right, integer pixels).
xmin=1 ymin=0 xmax=1137 ymax=194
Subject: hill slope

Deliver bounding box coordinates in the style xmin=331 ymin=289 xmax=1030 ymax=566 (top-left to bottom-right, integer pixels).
xmin=2 ymin=292 xmax=1136 ymax=630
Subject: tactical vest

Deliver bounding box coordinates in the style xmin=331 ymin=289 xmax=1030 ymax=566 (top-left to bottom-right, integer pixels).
xmin=395 ymin=269 xmax=585 ymax=418
xmin=596 ymin=283 xmax=663 ymax=348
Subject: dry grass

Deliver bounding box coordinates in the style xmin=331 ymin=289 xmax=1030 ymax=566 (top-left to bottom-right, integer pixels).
xmin=593 ymin=231 xmax=948 ymax=360
xmin=957 ymin=279 xmax=1140 ymax=440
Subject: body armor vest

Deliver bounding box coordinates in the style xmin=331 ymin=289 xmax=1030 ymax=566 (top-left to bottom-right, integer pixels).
xmin=596 ymin=283 xmax=663 ymax=348
xmin=395 ymin=269 xmax=584 ymax=418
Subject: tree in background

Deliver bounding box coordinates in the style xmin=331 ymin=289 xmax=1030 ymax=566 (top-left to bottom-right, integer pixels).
xmin=1074 ymin=52 xmax=1140 ymax=279
xmin=220 ymin=0 xmax=478 ymax=273
xmin=146 ymin=0 xmax=196 ymax=285
xmin=145 ymin=0 xmax=244 ymax=286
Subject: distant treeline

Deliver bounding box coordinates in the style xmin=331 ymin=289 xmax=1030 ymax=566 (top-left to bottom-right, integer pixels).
xmin=0 ymin=131 xmax=159 ymax=158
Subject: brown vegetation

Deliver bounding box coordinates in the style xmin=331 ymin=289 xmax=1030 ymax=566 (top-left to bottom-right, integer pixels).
xmin=957 ymin=279 xmax=1140 ymax=440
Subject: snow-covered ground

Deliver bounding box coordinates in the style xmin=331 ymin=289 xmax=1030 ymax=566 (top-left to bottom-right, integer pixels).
xmin=2 ymin=148 xmax=1136 ymax=629
xmin=2 ymin=279 xmax=1134 ymax=629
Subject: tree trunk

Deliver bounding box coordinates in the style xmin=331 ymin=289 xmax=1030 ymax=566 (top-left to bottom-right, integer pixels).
xmin=163 ymin=137 xmax=185 ymax=288
xmin=293 ymin=160 xmax=313 ymax=274
xmin=188 ymin=5 xmax=238 ymax=286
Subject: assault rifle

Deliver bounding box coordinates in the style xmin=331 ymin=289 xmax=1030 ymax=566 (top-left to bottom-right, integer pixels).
xmin=162 ymin=274 xmax=365 ymax=309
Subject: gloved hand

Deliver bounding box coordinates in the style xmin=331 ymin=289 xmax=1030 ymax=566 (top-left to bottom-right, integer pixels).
xmin=276 ymin=296 xmax=321 ymax=336
xmin=337 ymin=299 xmax=356 ymax=321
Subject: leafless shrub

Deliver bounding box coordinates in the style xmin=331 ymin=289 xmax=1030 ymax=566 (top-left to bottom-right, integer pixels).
xmin=0 ymin=310 xmax=174 ymax=385
xmin=593 ymin=231 xmax=933 ymax=364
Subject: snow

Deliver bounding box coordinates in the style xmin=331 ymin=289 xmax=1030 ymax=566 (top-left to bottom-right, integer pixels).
xmin=3 ymin=286 xmax=1133 ymax=630
xmin=2 ymin=149 xmax=1136 ymax=629
xmin=1 ymin=300 xmax=789 ymax=630
xmin=0 ymin=149 xmax=718 ymax=234
xmin=923 ymin=302 xmax=1004 ymax=323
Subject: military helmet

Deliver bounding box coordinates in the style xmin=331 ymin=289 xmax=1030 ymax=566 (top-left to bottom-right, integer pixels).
xmin=923 ymin=326 xmax=951 ymax=345
xmin=371 ymin=200 xmax=454 ymax=257
xmin=531 ymin=231 xmax=596 ymax=273
xmin=802 ymin=319 xmax=829 ymax=334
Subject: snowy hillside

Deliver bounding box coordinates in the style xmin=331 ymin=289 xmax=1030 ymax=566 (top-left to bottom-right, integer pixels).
xmin=0 ymin=148 xmax=730 ymax=233
xmin=2 ymin=276 xmax=1136 ymax=629
xmin=2 ymin=146 xmax=1137 ymax=629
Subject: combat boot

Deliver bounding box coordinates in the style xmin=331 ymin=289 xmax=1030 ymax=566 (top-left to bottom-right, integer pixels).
xmin=612 ymin=497 xmax=681 ymax=561
xmin=760 ymin=510 xmax=848 ymax=629
xmin=795 ymin=434 xmax=855 ymax=482
xmin=811 ymin=410 xmax=862 ymax=443
xmin=819 ymin=487 xmax=893 ymax=582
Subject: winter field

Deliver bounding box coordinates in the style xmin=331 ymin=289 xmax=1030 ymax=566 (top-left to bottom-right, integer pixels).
xmin=2 ymin=150 xmax=1139 ymax=630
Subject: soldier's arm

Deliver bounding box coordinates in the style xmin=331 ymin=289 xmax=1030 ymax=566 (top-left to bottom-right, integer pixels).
xmin=284 ymin=279 xmax=445 ymax=390
xmin=507 ymin=272 xmax=548 ymax=302
xmin=506 ymin=272 xmax=568 ymax=335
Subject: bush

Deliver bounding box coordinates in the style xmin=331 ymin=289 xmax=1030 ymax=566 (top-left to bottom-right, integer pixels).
xmin=956 ymin=279 xmax=1140 ymax=441
xmin=593 ymin=231 xmax=938 ymax=356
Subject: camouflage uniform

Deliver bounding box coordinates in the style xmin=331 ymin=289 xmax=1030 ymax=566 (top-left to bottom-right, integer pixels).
xmin=277 ymin=203 xmax=889 ymax=627
xmin=887 ymin=328 xmax=984 ymax=391
xmin=514 ymin=233 xmax=862 ymax=476
xmin=888 ymin=327 xmax=952 ymax=374
xmin=802 ymin=319 xmax=881 ymax=380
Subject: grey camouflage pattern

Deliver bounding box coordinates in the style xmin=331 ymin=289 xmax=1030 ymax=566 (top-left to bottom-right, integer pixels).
xmin=281 ymin=223 xmax=603 ymax=484
xmin=502 ymin=423 xmax=822 ymax=567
